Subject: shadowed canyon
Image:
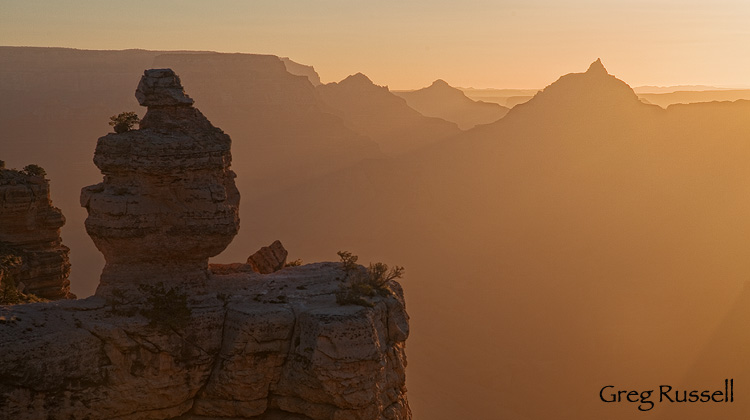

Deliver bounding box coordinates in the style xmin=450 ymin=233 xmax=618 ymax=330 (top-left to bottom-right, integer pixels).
xmin=3 ymin=47 xmax=750 ymax=419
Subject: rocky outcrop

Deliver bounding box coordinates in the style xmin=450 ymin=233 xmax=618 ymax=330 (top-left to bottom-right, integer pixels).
xmin=247 ymin=240 xmax=288 ymax=274
xmin=0 ymin=168 xmax=72 ymax=300
xmin=80 ymin=69 xmax=240 ymax=294
xmin=0 ymin=68 xmax=410 ymax=419
xmin=210 ymin=241 xmax=289 ymax=275
xmin=0 ymin=263 xmax=410 ymax=420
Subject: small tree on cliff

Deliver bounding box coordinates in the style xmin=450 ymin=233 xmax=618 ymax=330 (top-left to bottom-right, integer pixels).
xmin=109 ymin=112 xmax=140 ymax=133
xmin=335 ymin=251 xmax=404 ymax=307
xmin=20 ymin=164 xmax=46 ymax=178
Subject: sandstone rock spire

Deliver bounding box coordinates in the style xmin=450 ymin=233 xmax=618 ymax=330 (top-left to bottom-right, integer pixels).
xmin=81 ymin=69 xmax=240 ymax=294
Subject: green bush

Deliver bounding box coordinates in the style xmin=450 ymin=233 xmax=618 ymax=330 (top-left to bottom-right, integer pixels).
xmin=335 ymin=251 xmax=404 ymax=307
xmin=20 ymin=164 xmax=46 ymax=178
xmin=285 ymin=259 xmax=303 ymax=267
xmin=337 ymin=251 xmax=359 ymax=275
xmin=109 ymin=111 xmax=140 ymax=133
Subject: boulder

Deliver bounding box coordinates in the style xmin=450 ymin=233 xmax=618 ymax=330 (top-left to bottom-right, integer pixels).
xmin=247 ymin=240 xmax=288 ymax=274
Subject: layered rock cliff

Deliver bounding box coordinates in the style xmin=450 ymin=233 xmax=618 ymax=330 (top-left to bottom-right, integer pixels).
xmin=0 ymin=69 xmax=410 ymax=420
xmin=80 ymin=69 xmax=241 ymax=294
xmin=0 ymin=263 xmax=410 ymax=420
xmin=0 ymin=167 xmax=72 ymax=300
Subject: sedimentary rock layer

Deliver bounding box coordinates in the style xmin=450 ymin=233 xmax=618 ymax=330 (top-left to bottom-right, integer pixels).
xmin=247 ymin=240 xmax=289 ymax=274
xmin=80 ymin=69 xmax=240 ymax=293
xmin=0 ymin=263 xmax=410 ymax=420
xmin=0 ymin=169 xmax=72 ymax=299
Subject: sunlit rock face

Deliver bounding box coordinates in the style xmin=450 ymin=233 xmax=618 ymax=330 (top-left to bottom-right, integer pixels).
xmin=0 ymin=168 xmax=73 ymax=300
xmin=80 ymin=69 xmax=240 ymax=293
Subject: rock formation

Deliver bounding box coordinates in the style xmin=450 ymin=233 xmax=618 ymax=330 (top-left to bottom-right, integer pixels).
xmin=0 ymin=48 xmax=383 ymax=297
xmin=247 ymin=240 xmax=288 ymax=274
xmin=0 ymin=167 xmax=72 ymax=300
xmin=393 ymin=79 xmax=509 ymax=129
xmin=80 ymin=68 xmax=241 ymax=295
xmin=208 ymin=240 xmax=290 ymax=275
xmin=1 ymin=69 xmax=410 ymax=420
xmin=281 ymin=57 xmax=322 ymax=86
xmin=0 ymin=262 xmax=410 ymax=420
xmin=316 ymin=73 xmax=460 ymax=154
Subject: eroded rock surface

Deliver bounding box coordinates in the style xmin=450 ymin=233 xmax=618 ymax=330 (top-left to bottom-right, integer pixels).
xmin=1 ymin=68 xmax=410 ymax=420
xmin=0 ymin=168 xmax=72 ymax=300
xmin=0 ymin=263 xmax=410 ymax=420
xmin=80 ymin=69 xmax=240 ymax=294
xmin=247 ymin=240 xmax=288 ymax=274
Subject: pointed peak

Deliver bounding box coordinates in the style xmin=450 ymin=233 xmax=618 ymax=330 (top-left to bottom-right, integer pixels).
xmin=430 ymin=79 xmax=451 ymax=88
xmin=586 ymin=58 xmax=608 ymax=75
xmin=518 ymin=58 xmax=639 ymax=113
xmin=341 ymin=72 xmax=374 ymax=85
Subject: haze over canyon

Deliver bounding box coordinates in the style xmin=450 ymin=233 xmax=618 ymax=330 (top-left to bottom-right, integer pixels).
xmin=2 ymin=46 xmax=750 ymax=419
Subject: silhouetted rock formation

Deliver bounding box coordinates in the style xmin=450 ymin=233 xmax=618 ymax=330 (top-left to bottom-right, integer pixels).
xmin=508 ymin=57 xmax=645 ymax=118
xmin=472 ymin=56 xmax=674 ymax=112
xmin=1 ymin=68 xmax=410 ymax=420
xmin=317 ymin=73 xmax=461 ymax=153
xmin=151 ymin=52 xmax=380 ymax=193
xmin=0 ymin=47 xmax=382 ymax=297
xmin=281 ymin=57 xmax=322 ymax=86
xmin=80 ymin=69 xmax=241 ymax=294
xmin=0 ymin=168 xmax=72 ymax=300
xmin=394 ymin=79 xmax=509 ymax=129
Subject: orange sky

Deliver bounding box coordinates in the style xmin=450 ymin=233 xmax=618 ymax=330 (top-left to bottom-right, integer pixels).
xmin=2 ymin=0 xmax=749 ymax=90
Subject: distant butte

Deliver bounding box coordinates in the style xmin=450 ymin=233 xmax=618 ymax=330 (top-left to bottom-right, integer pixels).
xmin=394 ymin=79 xmax=509 ymax=129
xmin=317 ymin=72 xmax=460 ymax=153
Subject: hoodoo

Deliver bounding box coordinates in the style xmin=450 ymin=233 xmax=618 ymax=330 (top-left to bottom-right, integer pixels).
xmin=80 ymin=69 xmax=240 ymax=295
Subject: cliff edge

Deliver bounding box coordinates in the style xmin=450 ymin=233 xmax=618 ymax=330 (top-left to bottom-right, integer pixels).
xmin=0 ymin=69 xmax=410 ymax=420
xmin=0 ymin=166 xmax=72 ymax=300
